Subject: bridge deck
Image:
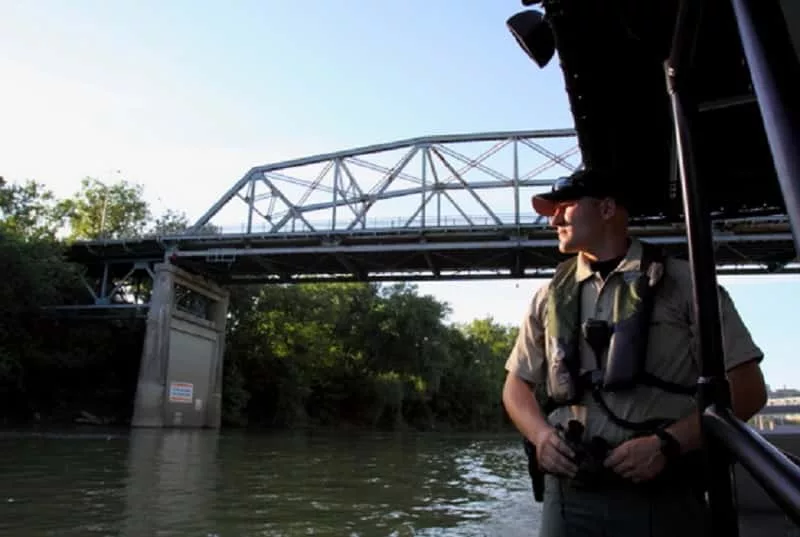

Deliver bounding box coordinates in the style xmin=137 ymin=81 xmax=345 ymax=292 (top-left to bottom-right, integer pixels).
xmin=67 ymin=217 xmax=796 ymax=284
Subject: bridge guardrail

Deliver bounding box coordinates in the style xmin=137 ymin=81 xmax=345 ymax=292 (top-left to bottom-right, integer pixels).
xmin=200 ymin=213 xmax=551 ymax=236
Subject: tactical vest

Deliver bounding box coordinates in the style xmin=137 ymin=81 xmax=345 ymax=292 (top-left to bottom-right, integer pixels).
xmin=539 ymin=241 xmax=695 ymax=432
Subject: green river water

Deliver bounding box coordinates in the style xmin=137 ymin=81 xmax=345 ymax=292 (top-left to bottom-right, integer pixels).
xmin=0 ymin=428 xmax=541 ymax=536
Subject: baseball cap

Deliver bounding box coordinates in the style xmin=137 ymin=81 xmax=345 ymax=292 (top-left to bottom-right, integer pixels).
xmin=531 ymin=168 xmax=627 ymax=217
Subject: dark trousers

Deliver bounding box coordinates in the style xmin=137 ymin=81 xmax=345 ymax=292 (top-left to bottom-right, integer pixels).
xmin=539 ymin=474 xmax=709 ymax=537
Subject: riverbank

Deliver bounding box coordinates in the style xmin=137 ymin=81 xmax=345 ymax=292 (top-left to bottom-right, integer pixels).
xmin=0 ymin=411 xmax=520 ymax=437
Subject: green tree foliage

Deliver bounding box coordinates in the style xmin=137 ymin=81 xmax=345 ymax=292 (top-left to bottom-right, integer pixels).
xmin=0 ymin=177 xmax=66 ymax=239
xmin=150 ymin=208 xmax=221 ymax=235
xmin=223 ymin=282 xmax=518 ymax=430
xmin=0 ymin=177 xmax=142 ymax=424
xmin=61 ymin=177 xmax=150 ymax=240
xmin=0 ymin=175 xmax=520 ymax=431
xmin=151 ymin=208 xmax=190 ymax=235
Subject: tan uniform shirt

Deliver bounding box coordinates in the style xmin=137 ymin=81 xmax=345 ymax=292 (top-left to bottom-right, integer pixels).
xmin=505 ymin=238 xmax=764 ymax=446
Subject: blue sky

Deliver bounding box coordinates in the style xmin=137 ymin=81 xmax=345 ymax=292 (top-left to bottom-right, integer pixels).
xmin=2 ymin=1 xmax=798 ymax=390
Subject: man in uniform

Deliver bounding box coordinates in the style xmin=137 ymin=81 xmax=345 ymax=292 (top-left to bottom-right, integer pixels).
xmin=502 ymin=168 xmax=768 ymax=537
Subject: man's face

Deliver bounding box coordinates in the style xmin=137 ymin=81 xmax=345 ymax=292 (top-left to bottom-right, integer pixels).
xmin=548 ymin=197 xmax=605 ymax=254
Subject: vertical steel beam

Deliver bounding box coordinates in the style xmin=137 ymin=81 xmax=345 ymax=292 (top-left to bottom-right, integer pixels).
xmin=333 ymin=160 xmax=340 ymax=230
xmin=513 ymin=138 xmax=520 ymax=227
xmin=100 ymin=262 xmax=110 ymax=304
xmin=246 ymin=176 xmax=255 ymax=234
xmin=421 ymin=148 xmax=428 ymax=228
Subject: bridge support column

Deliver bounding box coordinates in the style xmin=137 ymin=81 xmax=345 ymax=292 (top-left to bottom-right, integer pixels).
xmin=131 ymin=263 xmax=229 ymax=429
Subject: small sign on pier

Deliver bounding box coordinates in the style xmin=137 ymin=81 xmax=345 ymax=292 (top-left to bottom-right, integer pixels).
xmin=168 ymin=382 xmax=194 ymax=403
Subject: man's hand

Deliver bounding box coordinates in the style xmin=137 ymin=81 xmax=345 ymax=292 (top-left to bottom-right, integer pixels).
xmin=534 ymin=427 xmax=578 ymax=478
xmin=603 ymin=435 xmax=665 ymax=483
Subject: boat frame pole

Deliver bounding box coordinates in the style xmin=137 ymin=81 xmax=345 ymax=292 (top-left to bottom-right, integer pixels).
xmin=729 ymin=0 xmax=800 ymax=254
xmin=664 ymin=1 xmax=739 ymax=535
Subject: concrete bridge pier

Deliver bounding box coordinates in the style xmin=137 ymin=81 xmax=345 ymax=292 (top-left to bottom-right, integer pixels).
xmin=131 ymin=263 xmax=230 ymax=429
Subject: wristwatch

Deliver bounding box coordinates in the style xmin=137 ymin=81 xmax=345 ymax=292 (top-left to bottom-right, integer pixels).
xmin=654 ymin=429 xmax=681 ymax=460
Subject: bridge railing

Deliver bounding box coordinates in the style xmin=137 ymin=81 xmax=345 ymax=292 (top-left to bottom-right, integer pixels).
xmin=141 ymin=212 xmax=788 ymax=241
xmin=200 ymin=212 xmax=551 ymax=236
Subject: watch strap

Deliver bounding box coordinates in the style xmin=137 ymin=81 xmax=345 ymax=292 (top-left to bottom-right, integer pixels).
xmin=654 ymin=428 xmax=681 ymax=460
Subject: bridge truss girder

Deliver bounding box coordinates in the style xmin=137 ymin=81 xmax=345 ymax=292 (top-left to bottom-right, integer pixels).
xmin=188 ymin=129 xmax=580 ymax=235
xmin=45 ymin=259 xmax=156 ymax=319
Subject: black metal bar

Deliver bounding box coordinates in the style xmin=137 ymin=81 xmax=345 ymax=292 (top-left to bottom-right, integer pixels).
xmin=667 ymin=0 xmax=704 ymax=71
xmin=704 ymin=405 xmax=800 ymax=527
xmin=783 ymin=448 xmax=800 ymax=468
xmin=665 ymin=1 xmax=739 ymax=535
xmin=729 ymin=0 xmax=800 ymax=254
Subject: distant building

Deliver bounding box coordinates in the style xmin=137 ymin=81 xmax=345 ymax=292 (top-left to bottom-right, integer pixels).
xmin=753 ymin=393 xmax=800 ymax=431
xmin=766 ymin=397 xmax=800 ymax=406
xmin=769 ymin=388 xmax=800 ymax=398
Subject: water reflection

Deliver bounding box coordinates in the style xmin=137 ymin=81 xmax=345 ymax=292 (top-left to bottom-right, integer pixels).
xmin=0 ymin=429 xmax=540 ymax=536
xmin=120 ymin=429 xmax=219 ymax=537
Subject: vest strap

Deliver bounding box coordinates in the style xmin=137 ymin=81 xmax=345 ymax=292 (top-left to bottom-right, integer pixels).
xmin=638 ymin=371 xmax=696 ymax=396
xmin=590 ymin=389 xmax=675 ymax=432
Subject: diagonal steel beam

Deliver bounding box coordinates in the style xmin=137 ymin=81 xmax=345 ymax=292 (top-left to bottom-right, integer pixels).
xmin=521 ymin=146 xmax=581 ymax=180
xmin=430 ymin=147 xmax=503 ymax=225
xmin=295 ymin=179 xmax=558 ymax=217
xmin=295 ymin=160 xmax=335 ymax=207
xmin=336 ymin=160 xmax=368 ymax=222
xmin=435 ymin=140 xmax=512 ymax=183
xmin=345 ymin=146 xmax=420 ymax=230
xmin=520 ymin=138 xmax=578 ymax=172
xmin=346 ymin=156 xmax=421 ymax=185
xmin=261 ymin=176 xmax=317 ymax=233
xmin=236 ymin=192 xmax=273 ymax=229
xmin=440 ymin=190 xmax=475 ymax=226
xmin=263 ymin=170 xmax=336 ymax=194
xmin=189 ymin=169 xmax=257 ymax=233
xmin=339 ymin=159 xmax=367 ymax=199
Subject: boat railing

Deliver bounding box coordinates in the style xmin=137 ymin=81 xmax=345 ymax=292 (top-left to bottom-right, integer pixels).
xmin=704 ymin=405 xmax=800 ymax=526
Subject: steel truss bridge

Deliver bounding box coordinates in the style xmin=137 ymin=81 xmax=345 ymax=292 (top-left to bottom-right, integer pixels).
xmin=64 ymin=129 xmax=797 ymax=311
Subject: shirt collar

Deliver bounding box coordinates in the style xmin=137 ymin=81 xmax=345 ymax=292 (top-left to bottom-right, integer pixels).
xmin=575 ymin=237 xmax=643 ymax=282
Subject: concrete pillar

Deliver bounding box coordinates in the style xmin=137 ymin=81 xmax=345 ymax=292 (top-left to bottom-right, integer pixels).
xmin=131 ymin=263 xmax=229 ymax=429
xmin=206 ymin=290 xmax=230 ymax=429
xmin=131 ymin=264 xmax=175 ymax=428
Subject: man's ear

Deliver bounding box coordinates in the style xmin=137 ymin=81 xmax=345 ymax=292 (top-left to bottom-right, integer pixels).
xmin=598 ymin=197 xmax=618 ymax=220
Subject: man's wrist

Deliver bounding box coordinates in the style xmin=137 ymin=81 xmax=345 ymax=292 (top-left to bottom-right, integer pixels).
xmin=531 ymin=422 xmax=556 ymax=447
xmin=654 ymin=429 xmax=681 ymax=460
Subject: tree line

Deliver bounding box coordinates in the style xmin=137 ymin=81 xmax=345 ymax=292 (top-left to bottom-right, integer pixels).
xmin=0 ymin=175 xmax=519 ymax=430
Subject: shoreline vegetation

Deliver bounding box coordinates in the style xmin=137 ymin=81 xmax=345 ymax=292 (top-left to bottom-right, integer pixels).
xmin=1 ymin=176 xmax=518 ymax=432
